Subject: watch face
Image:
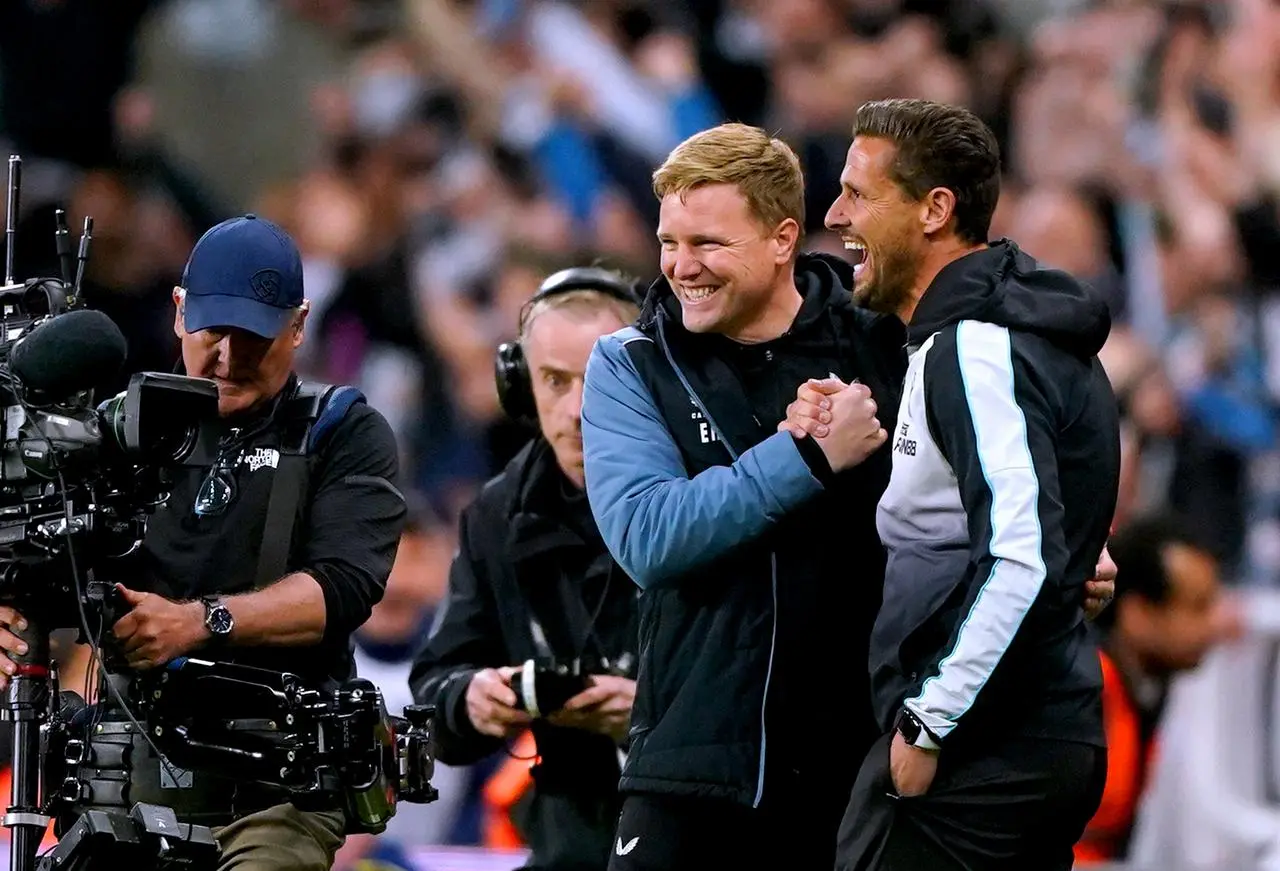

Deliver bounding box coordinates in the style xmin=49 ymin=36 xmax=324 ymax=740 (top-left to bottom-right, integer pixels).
xmin=897 ymin=713 xmax=921 ymax=743
xmin=207 ymin=606 xmax=234 ymax=635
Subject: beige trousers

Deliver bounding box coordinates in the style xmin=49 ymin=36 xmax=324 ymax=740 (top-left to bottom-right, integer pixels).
xmin=210 ymin=803 xmax=347 ymax=871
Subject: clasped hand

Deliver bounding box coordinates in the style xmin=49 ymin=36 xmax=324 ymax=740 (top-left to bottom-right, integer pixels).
xmin=777 ymin=377 xmax=887 ymax=472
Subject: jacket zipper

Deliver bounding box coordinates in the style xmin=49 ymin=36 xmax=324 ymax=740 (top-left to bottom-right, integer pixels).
xmin=754 ymin=552 xmax=778 ymax=809
xmin=655 ymin=316 xmax=777 ymax=809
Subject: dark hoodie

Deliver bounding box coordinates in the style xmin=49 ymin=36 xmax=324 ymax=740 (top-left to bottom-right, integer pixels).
xmin=582 ymin=253 xmax=906 ymax=811
xmin=870 ymin=239 xmax=1120 ymax=752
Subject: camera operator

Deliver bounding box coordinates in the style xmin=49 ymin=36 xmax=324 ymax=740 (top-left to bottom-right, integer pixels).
xmin=409 ymin=268 xmax=641 ymax=871
xmin=0 ymin=214 xmax=407 ymax=871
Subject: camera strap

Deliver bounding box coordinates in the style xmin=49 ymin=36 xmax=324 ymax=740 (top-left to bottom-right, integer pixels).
xmin=254 ymin=381 xmax=365 ymax=588
xmin=556 ymin=553 xmax=616 ymax=663
xmin=521 ymin=566 xmax=603 ymax=664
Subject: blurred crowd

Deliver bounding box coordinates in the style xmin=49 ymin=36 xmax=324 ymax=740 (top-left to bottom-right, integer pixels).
xmin=3 ymin=0 xmax=1280 ymax=864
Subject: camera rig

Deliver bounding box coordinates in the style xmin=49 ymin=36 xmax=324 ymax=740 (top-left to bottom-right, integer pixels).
xmin=0 ymin=154 xmax=440 ymax=871
xmin=39 ymin=657 xmax=438 ymax=871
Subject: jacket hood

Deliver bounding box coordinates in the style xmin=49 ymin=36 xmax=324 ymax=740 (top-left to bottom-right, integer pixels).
xmin=907 ymin=239 xmax=1111 ymax=358
xmin=637 ymin=251 xmax=858 ymax=336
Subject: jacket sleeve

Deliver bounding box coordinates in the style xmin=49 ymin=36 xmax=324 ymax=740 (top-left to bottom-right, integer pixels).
xmin=302 ymin=404 xmax=407 ymax=645
xmin=907 ymin=320 xmax=1070 ymax=742
xmin=408 ymin=507 xmax=507 ymax=765
xmin=581 ymin=329 xmax=825 ymax=588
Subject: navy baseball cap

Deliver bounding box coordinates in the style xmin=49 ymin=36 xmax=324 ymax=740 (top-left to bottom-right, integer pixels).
xmin=180 ymin=214 xmax=305 ymax=338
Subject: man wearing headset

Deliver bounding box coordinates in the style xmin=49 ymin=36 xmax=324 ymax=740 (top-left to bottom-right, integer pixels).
xmin=409 ymin=267 xmax=642 ymax=870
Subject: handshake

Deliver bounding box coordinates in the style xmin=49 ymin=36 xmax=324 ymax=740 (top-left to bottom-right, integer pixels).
xmin=778 ymin=376 xmax=888 ymax=472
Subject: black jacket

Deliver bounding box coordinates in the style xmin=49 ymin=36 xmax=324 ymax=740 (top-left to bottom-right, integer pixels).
xmin=137 ymin=373 xmax=406 ymax=687
xmin=409 ymin=438 xmax=638 ymax=871
xmin=102 ymin=374 xmax=405 ymax=827
xmin=581 ymin=253 xmax=906 ymax=809
xmin=871 ymin=240 xmax=1119 ymax=749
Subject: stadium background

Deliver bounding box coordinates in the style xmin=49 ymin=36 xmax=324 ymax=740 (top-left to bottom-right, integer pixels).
xmin=2 ymin=0 xmax=1279 ymax=869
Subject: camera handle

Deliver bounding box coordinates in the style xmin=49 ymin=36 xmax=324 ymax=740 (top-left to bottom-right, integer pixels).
xmin=0 ymin=605 xmax=222 ymax=871
xmin=3 ymin=609 xmax=53 ymax=871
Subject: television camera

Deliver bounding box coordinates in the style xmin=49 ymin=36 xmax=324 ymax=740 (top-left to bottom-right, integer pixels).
xmin=0 ymin=154 xmax=439 ymax=871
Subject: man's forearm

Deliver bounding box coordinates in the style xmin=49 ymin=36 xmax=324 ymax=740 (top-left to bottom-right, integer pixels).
xmin=582 ymin=335 xmax=825 ymax=587
xmin=223 ymin=572 xmax=327 ymax=647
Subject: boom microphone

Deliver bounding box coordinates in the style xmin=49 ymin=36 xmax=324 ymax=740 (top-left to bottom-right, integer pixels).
xmin=10 ymin=309 xmax=127 ymax=398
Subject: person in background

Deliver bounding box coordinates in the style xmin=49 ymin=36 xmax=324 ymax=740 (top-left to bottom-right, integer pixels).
xmin=410 ymin=267 xmax=642 ymax=871
xmin=1074 ymin=513 xmax=1238 ymax=865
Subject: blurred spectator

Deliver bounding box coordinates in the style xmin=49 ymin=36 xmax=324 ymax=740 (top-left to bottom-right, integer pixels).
xmin=1100 ymin=325 xmax=1254 ymax=572
xmin=1075 ymin=512 xmax=1239 ymax=864
xmin=1007 ymin=184 xmax=1123 ymax=315
xmin=10 ymin=168 xmax=186 ymax=398
xmin=0 ymin=0 xmax=161 ymax=170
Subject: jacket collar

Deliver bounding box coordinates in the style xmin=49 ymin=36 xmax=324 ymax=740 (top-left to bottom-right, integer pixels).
xmin=504 ymin=438 xmax=596 ymax=565
xmin=905 ymin=242 xmax=1010 ymax=348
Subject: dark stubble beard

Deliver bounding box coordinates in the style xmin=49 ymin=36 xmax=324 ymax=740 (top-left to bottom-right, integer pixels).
xmin=854 ymin=238 xmax=920 ymax=317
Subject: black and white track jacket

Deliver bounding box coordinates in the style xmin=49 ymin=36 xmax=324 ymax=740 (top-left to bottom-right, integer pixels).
xmin=870 ymin=240 xmax=1120 ymax=751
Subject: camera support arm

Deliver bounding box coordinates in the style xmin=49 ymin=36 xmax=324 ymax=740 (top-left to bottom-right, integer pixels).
xmin=130 ymin=657 xmax=438 ymax=832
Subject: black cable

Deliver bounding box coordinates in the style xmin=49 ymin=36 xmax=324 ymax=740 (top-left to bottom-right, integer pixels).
xmin=576 ymin=563 xmax=615 ymax=665
xmin=502 ymin=563 xmax=621 ymax=763
xmin=11 ymin=372 xmax=194 ymax=845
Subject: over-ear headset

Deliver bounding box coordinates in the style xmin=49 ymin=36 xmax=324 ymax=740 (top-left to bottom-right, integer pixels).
xmin=494 ymin=266 xmax=644 ymax=424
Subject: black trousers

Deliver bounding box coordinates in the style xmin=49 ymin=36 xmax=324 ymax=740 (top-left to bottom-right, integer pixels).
xmin=606 ymin=775 xmax=851 ymax=871
xmin=835 ymin=732 xmax=1108 ymax=871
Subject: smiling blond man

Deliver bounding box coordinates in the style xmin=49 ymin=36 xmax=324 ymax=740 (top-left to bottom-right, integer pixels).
xmin=581 ymin=123 xmax=900 ymax=871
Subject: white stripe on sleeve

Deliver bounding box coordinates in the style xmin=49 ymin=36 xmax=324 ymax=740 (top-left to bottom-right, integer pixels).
xmin=907 ymin=320 xmax=1047 ymax=740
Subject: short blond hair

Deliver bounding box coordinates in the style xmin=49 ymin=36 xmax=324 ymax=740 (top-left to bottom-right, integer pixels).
xmin=653 ymin=123 xmax=805 ymax=233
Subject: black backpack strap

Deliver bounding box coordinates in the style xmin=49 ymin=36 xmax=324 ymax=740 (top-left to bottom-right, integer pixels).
xmin=253 ymin=381 xmax=367 ymax=588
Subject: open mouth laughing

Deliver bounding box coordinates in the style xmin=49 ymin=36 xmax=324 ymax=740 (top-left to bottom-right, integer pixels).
xmin=845 ymin=239 xmax=868 ymax=281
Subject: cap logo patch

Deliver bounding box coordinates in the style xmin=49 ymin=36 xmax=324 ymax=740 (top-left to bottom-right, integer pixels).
xmin=250 ymin=268 xmax=282 ymax=303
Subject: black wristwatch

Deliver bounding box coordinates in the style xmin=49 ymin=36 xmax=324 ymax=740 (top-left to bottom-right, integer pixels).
xmin=201 ymin=597 xmax=235 ymax=642
xmin=895 ymin=707 xmax=942 ymax=751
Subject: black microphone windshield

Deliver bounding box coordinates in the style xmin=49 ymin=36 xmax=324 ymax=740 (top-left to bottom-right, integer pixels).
xmin=10 ymin=309 xmax=127 ymax=397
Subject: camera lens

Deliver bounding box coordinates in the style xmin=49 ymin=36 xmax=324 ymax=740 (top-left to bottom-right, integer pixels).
xmin=96 ymin=392 xmax=128 ymax=453
xmin=96 ymin=389 xmax=201 ymax=463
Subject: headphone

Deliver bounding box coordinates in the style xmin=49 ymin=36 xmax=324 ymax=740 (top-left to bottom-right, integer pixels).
xmin=494 ymin=266 xmax=645 ymax=425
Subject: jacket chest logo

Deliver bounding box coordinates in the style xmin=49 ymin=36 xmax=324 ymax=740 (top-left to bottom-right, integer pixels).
xmin=239 ymin=447 xmax=281 ymax=471
xmin=892 ymin=421 xmax=917 ymax=457
xmin=690 ymin=407 xmax=720 ymax=445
